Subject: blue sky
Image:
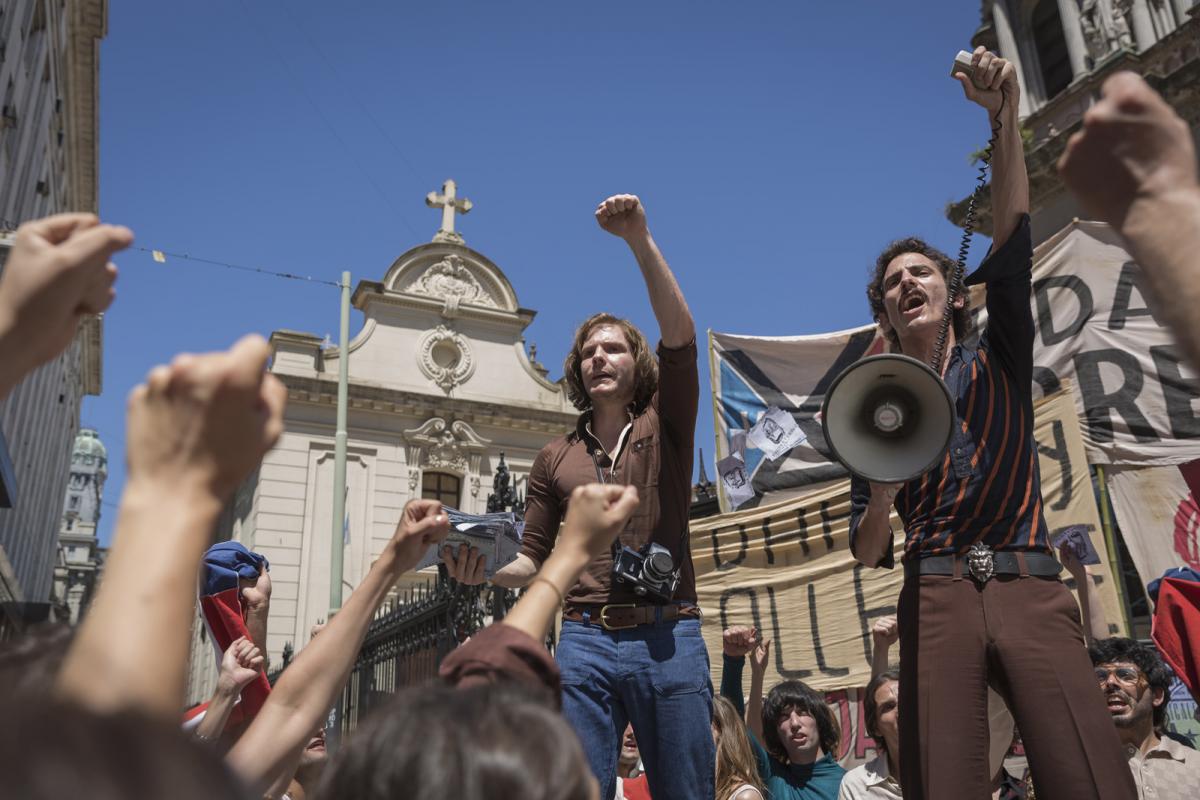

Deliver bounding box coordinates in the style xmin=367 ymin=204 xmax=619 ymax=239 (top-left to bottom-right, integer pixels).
xmin=91 ymin=1 xmax=992 ymax=545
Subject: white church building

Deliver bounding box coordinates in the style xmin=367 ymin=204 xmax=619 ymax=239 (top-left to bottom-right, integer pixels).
xmin=188 ymin=182 xmax=577 ymax=700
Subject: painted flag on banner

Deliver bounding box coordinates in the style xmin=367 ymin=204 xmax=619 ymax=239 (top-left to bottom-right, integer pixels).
xmin=708 ymin=325 xmax=887 ymax=509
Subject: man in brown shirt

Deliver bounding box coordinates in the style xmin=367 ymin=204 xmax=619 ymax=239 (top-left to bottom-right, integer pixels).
xmin=446 ymin=193 xmax=711 ymax=800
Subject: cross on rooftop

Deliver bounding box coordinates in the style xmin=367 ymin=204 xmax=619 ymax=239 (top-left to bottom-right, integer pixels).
xmin=425 ymin=179 xmax=473 ymax=244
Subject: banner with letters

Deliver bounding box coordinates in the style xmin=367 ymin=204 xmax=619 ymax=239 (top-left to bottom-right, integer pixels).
xmin=709 ymin=221 xmax=1200 ymax=511
xmin=695 ymin=385 xmax=1126 ymax=701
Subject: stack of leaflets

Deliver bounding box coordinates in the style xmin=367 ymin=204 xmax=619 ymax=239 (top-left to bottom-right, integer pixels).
xmin=416 ymin=507 xmax=524 ymax=579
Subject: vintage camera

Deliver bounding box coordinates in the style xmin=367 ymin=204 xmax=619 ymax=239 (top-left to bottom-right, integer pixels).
xmin=612 ymin=542 xmax=680 ymax=604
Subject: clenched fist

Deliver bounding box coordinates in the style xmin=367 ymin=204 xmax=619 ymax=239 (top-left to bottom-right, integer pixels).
xmin=953 ymin=45 xmax=1019 ymax=117
xmin=595 ymin=194 xmax=649 ymax=242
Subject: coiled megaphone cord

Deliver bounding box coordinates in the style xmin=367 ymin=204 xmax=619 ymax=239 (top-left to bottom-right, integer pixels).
xmin=929 ymin=92 xmax=1006 ymax=375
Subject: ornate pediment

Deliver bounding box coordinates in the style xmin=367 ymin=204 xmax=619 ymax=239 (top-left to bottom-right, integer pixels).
xmin=403 ymin=417 xmax=492 ymax=497
xmin=402 ymin=254 xmax=498 ymax=310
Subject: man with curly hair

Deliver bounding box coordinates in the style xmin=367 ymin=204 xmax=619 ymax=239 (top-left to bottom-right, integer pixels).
xmin=1089 ymin=638 xmax=1200 ymax=798
xmin=848 ymin=47 xmax=1135 ymax=799
xmin=444 ymin=193 xmax=709 ymax=800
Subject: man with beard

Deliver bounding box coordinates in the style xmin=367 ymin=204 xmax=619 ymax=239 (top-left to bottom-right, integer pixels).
xmin=1090 ymin=638 xmax=1200 ymax=798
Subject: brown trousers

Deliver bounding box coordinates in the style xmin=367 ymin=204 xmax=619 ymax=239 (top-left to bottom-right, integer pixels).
xmin=897 ymin=571 xmax=1137 ymax=800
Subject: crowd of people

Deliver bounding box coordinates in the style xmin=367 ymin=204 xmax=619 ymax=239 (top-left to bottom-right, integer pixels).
xmin=0 ymin=44 xmax=1198 ymax=799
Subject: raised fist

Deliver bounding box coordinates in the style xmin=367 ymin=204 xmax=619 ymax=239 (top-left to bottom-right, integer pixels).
xmin=595 ymin=194 xmax=648 ymax=241
xmin=953 ymin=46 xmax=1019 ymax=116
xmin=218 ymin=636 xmax=265 ymax=694
xmin=872 ymin=616 xmax=899 ymax=648
xmin=560 ymin=483 xmax=640 ymax=561
xmin=723 ymin=625 xmax=758 ymax=658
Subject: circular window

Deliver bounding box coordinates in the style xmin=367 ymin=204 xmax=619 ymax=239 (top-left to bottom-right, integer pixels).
xmin=431 ymin=340 xmax=461 ymax=369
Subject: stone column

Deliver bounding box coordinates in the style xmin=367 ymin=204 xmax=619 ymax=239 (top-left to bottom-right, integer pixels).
xmin=1128 ymin=0 xmax=1159 ymax=50
xmin=993 ymin=0 xmax=1033 ymax=116
xmin=1057 ymin=0 xmax=1091 ymax=79
xmin=1170 ymin=0 xmax=1194 ymax=24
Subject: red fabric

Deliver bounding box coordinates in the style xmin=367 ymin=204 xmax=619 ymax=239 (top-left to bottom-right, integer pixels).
xmin=198 ymin=586 xmax=271 ymax=726
xmin=1179 ymin=459 xmax=1200 ymax=501
xmin=1152 ymin=577 xmax=1200 ymax=703
xmin=621 ymin=774 xmax=652 ymax=800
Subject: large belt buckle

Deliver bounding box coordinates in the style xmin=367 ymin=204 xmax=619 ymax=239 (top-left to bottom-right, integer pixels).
xmin=966 ymin=543 xmax=995 ymax=584
xmin=598 ymin=603 xmax=638 ymax=631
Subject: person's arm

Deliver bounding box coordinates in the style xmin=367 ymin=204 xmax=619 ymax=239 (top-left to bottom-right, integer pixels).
xmin=227 ymin=499 xmax=450 ymax=795
xmin=954 ymin=46 xmax=1028 ymax=249
xmin=595 ymin=194 xmax=695 ymax=349
xmin=1058 ymin=71 xmax=1200 ymax=370
xmin=0 ymin=213 xmax=132 ymax=399
xmin=445 ymin=448 xmax=556 ymax=589
xmin=194 ymin=637 xmax=264 ymax=743
xmin=870 ymin=616 xmax=899 ymax=678
xmin=239 ymin=567 xmax=271 ymax=661
xmin=500 ymin=484 xmax=638 ymax=644
xmin=56 ymin=336 xmax=286 ymax=719
xmin=849 ymin=476 xmax=900 ymax=569
xmin=1058 ymin=541 xmax=1109 ymax=645
xmin=747 ymin=637 xmax=771 ymax=747
xmin=720 ymin=626 xmax=757 ymax=716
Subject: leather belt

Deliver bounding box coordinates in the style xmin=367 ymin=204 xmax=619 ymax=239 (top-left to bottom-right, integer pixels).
xmin=562 ymin=603 xmax=701 ymax=631
xmin=905 ymin=543 xmax=1061 ymax=584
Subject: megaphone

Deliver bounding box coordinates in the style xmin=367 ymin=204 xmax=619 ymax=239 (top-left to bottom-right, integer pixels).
xmin=821 ymin=354 xmax=955 ymax=484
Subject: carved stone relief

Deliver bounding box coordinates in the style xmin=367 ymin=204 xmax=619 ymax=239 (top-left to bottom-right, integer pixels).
xmin=417 ymin=324 xmax=476 ymax=393
xmin=402 ymin=417 xmax=492 ymax=504
xmin=403 ymin=254 xmax=498 ymax=309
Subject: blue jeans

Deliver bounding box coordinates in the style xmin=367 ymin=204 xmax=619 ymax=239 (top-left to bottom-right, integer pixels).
xmin=557 ymin=615 xmax=715 ymax=800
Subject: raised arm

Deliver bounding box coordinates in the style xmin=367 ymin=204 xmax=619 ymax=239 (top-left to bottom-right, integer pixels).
xmin=954 ymin=46 xmax=1028 ymax=249
xmin=595 ymin=194 xmax=695 ymax=348
xmin=194 ymin=637 xmax=265 ymax=743
xmin=1058 ymin=71 xmax=1200 ymax=370
xmin=227 ymin=499 xmax=449 ymax=795
xmin=871 ymin=616 xmax=899 ymax=678
xmin=849 ymin=477 xmax=900 ymax=570
xmin=747 ymin=636 xmax=771 ymax=746
xmin=56 ymin=335 xmax=285 ymax=719
xmin=1057 ymin=540 xmax=1109 ymax=645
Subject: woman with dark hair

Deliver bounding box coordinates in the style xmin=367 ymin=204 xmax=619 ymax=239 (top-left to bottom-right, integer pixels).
xmin=712 ymin=695 xmax=766 ymax=800
xmin=721 ymin=626 xmax=845 ymax=800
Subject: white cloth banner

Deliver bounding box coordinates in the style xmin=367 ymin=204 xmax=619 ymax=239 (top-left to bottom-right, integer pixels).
xmin=1105 ymin=465 xmax=1200 ymax=587
xmin=1025 ymin=221 xmax=1200 ymax=466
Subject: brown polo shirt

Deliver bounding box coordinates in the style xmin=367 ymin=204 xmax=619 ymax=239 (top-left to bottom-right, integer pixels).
xmin=520 ymin=338 xmax=699 ymax=607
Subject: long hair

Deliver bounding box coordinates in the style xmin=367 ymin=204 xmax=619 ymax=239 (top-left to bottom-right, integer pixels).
xmin=317 ymin=683 xmax=594 ymax=800
xmin=866 ymin=237 xmax=973 ymax=350
xmin=562 ymin=312 xmax=658 ymax=415
xmin=761 ymin=680 xmax=841 ymax=762
xmin=712 ymin=696 xmax=766 ymax=800
xmin=862 ymin=668 xmax=900 ymax=753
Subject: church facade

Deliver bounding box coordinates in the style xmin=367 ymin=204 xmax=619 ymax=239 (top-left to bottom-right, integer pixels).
xmin=188 ymin=183 xmax=577 ymax=697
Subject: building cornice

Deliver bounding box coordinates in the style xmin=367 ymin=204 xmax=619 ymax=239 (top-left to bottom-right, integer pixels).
xmin=277 ymin=373 xmax=577 ymax=434
xmin=65 ymin=0 xmax=107 ymax=214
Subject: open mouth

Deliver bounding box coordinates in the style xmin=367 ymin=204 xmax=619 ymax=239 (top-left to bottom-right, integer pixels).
xmin=1105 ymin=694 xmax=1131 ymax=713
xmin=901 ymin=292 xmax=926 ymax=315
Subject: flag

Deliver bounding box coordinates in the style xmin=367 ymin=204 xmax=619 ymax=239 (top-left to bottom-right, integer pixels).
xmin=194 ymin=541 xmax=272 ymax=730
xmin=151 ymin=249 xmax=166 ymax=263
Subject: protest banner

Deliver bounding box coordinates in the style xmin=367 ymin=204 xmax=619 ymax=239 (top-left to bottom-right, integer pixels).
xmin=1105 ymin=465 xmax=1200 ymax=587
xmin=694 ymin=385 xmax=1126 ymax=764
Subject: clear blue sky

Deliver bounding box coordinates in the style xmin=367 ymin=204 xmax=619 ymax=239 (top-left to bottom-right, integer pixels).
xmin=91 ymin=1 xmax=993 ymax=545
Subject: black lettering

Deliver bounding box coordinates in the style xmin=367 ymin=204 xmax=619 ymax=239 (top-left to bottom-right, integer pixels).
xmin=1151 ymin=344 xmax=1200 ymax=440
xmin=719 ymin=586 xmax=763 ymax=633
xmin=819 ymin=501 xmax=835 ymax=552
xmin=1034 ymin=275 xmax=1093 ymax=347
xmin=1035 ymin=420 xmax=1072 ymax=511
xmin=1032 ymin=366 xmax=1062 ymax=398
xmin=1074 ymin=348 xmax=1159 ymax=443
xmin=1109 ymin=262 xmax=1163 ymax=330
xmin=710 ymin=525 xmax=750 ymax=571
xmin=853 ymin=564 xmax=898 ymax=664
xmin=761 ymin=516 xmax=777 ymax=565
xmin=765 ymin=586 xmax=813 ymax=679
xmin=795 ymin=508 xmax=811 ymax=557
xmin=805 ymin=584 xmax=850 ymax=677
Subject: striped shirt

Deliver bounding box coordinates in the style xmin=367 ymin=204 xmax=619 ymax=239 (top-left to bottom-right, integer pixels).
xmin=850 ymin=215 xmax=1050 ymax=568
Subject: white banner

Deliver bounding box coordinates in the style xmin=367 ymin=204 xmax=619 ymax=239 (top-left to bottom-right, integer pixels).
xmin=1105 ymin=464 xmax=1200 ymax=587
